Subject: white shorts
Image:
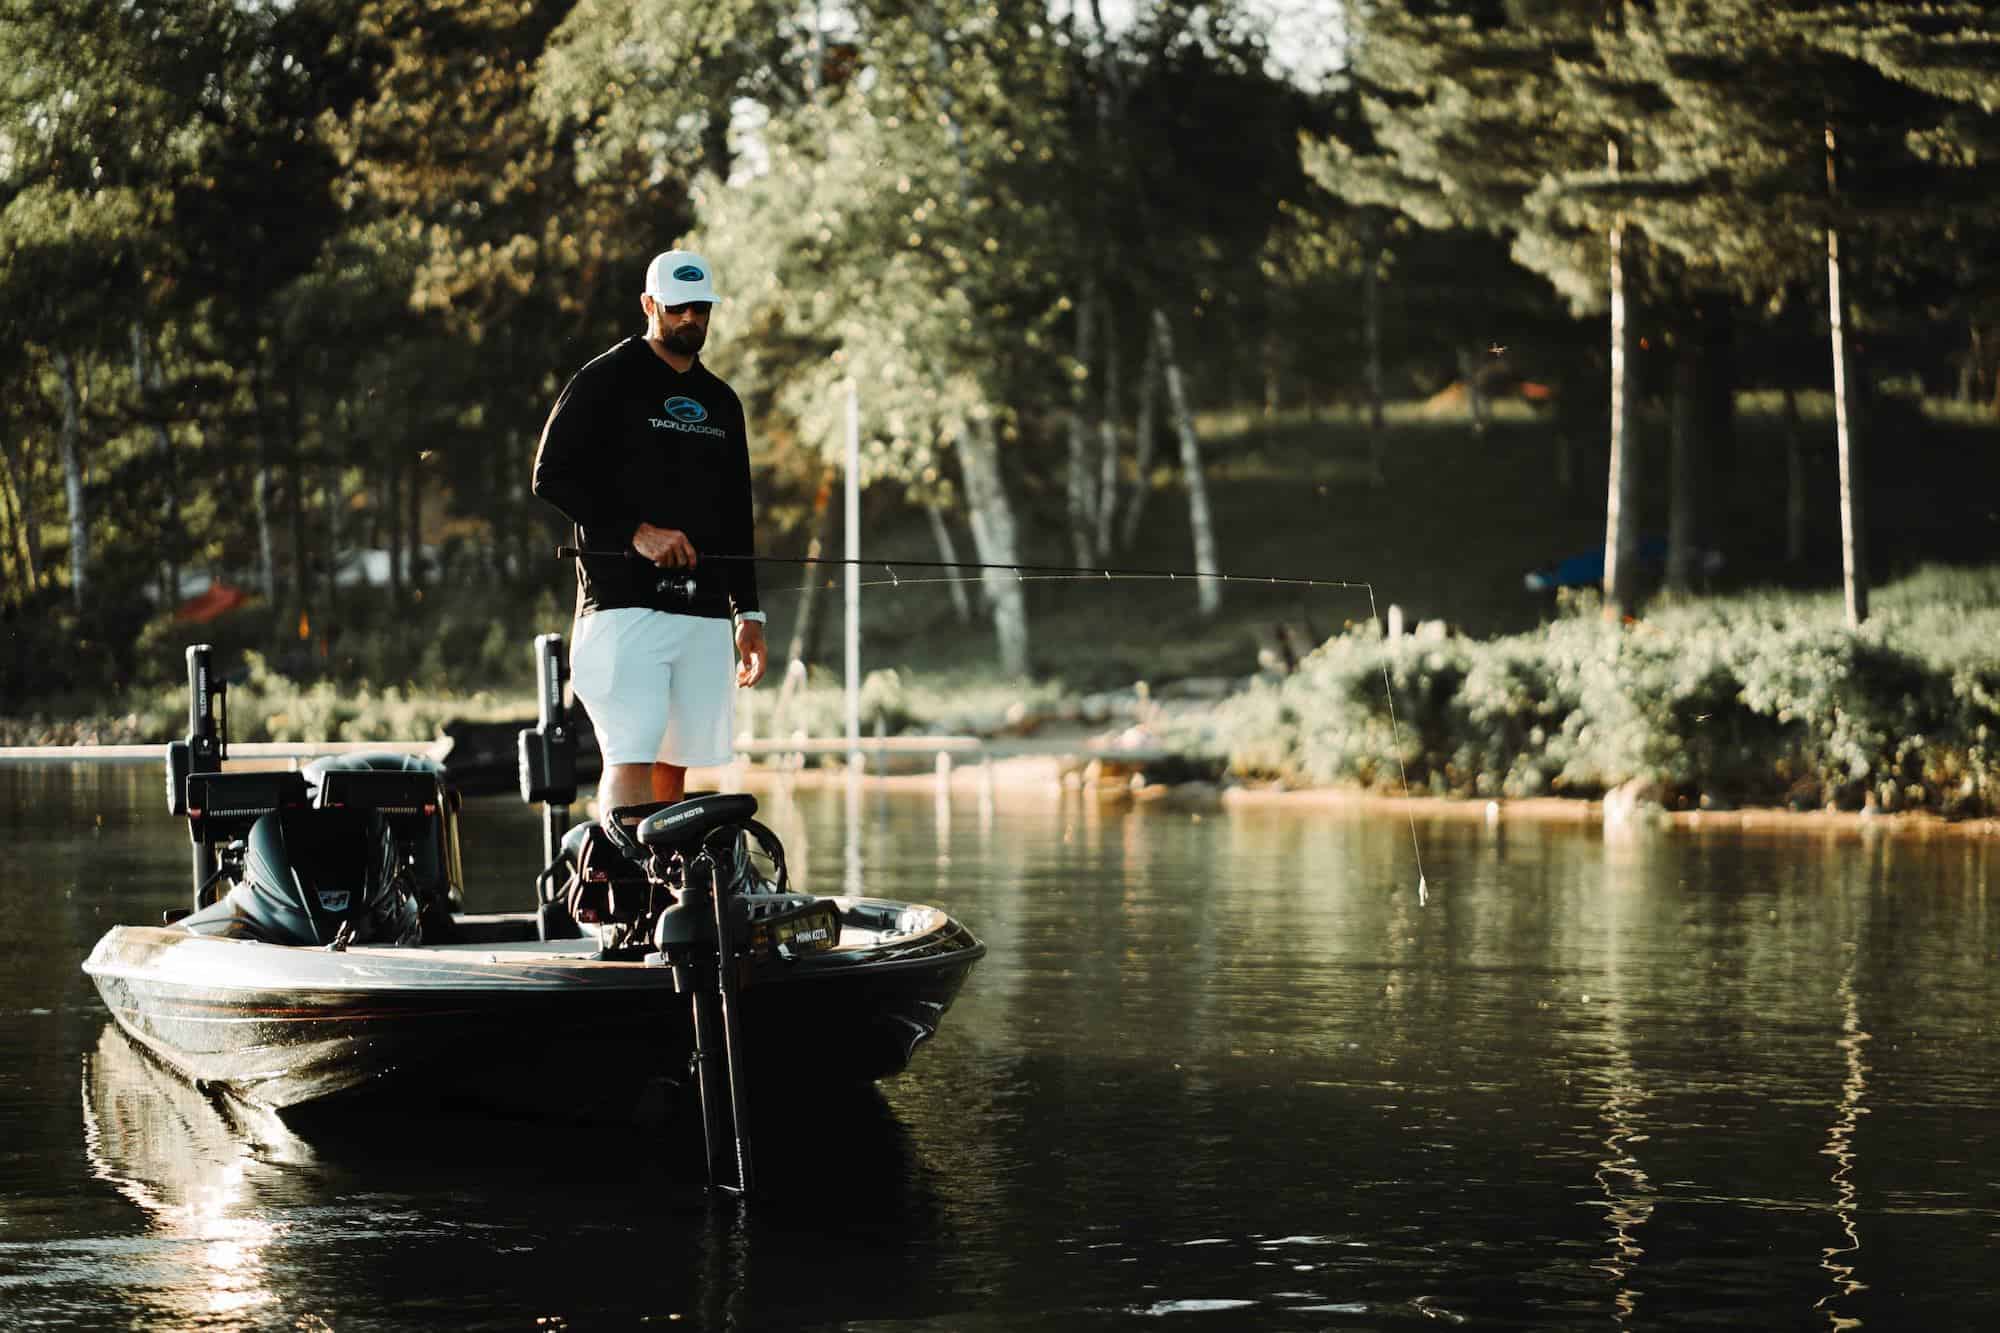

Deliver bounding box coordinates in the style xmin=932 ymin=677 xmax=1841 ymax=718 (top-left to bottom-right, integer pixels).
xmin=570 ymin=608 xmax=736 ymax=768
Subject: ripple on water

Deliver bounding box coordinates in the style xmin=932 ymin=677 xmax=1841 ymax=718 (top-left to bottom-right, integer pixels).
xmin=1131 ymin=1297 xmax=1259 ymax=1316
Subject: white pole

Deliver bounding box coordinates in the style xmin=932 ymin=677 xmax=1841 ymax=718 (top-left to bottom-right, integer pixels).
xmin=844 ymin=378 xmax=861 ymax=769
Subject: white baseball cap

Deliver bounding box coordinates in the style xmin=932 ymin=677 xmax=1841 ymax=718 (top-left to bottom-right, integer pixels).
xmin=643 ymin=250 xmax=721 ymax=305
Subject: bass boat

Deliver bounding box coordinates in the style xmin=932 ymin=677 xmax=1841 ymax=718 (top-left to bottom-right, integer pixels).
xmin=82 ymin=636 xmax=985 ymax=1190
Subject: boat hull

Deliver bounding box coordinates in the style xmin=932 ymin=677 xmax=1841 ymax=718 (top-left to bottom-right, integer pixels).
xmin=83 ymin=899 xmax=983 ymax=1117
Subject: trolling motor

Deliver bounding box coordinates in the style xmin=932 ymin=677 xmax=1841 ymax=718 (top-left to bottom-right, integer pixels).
xmin=546 ymin=779 xmax=834 ymax=1195
xmin=637 ymin=798 xmax=768 ymax=1198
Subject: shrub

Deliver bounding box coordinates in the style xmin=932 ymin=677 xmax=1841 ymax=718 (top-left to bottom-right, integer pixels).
xmin=1208 ymin=569 xmax=2000 ymax=816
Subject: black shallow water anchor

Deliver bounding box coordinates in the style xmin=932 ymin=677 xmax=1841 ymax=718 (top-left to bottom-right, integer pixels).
xmin=517 ymin=633 xmax=577 ymax=870
xmin=166 ymin=643 xmax=228 ymax=910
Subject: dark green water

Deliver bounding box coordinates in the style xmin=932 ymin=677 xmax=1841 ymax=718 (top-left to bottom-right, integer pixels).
xmin=2 ymin=762 xmax=1996 ymax=1329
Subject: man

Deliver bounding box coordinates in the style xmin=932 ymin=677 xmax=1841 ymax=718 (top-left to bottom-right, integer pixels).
xmin=531 ymin=248 xmax=766 ymax=816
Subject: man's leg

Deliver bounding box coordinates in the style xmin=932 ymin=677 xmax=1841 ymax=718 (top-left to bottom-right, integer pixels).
xmin=596 ymin=762 xmax=686 ymax=816
xmin=598 ymin=763 xmax=659 ymax=816
xmin=651 ymin=763 xmax=687 ymax=803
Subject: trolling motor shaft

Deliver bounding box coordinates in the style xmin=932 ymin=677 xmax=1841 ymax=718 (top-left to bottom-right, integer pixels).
xmin=651 ymin=851 xmax=755 ymax=1197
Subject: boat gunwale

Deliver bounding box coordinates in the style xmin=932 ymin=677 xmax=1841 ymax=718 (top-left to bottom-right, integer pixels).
xmin=82 ymin=897 xmax=985 ymax=995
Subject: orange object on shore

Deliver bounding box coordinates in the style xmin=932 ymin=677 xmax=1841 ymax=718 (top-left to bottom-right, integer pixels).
xmin=173 ymin=582 xmax=249 ymax=623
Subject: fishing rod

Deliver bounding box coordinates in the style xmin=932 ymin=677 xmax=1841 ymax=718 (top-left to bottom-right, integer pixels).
xmin=553 ymin=546 xmax=1370 ymax=590
xmin=551 ymin=544 xmax=1429 ymax=906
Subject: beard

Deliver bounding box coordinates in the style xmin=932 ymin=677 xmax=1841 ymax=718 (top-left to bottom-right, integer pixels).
xmin=663 ymin=325 xmax=706 ymax=356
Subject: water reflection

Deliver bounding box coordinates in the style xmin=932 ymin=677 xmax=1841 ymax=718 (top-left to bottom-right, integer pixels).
xmin=79 ymin=1015 xmax=960 ymax=1328
xmin=1818 ymin=957 xmax=1870 ymax=1330
xmin=81 ymin=1024 xmax=299 ymax=1323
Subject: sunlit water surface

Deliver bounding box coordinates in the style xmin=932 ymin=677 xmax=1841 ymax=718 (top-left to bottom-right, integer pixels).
xmin=2 ymin=763 xmax=1997 ymax=1330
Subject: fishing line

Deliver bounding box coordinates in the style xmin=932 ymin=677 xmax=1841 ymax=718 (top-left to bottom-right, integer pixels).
xmin=761 ymin=572 xmax=1344 ymax=595
xmin=556 ymin=546 xmax=1371 ymax=590
xmin=555 ymin=546 xmax=1432 ymax=903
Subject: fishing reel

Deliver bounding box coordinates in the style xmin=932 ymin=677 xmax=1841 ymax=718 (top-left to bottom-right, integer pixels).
xmin=654 ymin=570 xmax=698 ymax=603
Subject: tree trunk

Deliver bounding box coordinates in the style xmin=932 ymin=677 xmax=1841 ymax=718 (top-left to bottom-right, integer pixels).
xmin=386 ymin=452 xmax=404 ymax=607
xmin=0 ymin=432 xmax=35 ymax=596
xmin=1665 ymin=345 xmax=1698 ymax=592
xmin=769 ymin=468 xmax=836 ymax=740
xmin=1601 ymin=142 xmax=1640 ymax=621
xmin=1152 ymin=308 xmax=1220 ymax=615
xmin=1119 ymin=331 xmax=1162 ymax=552
xmin=286 ymin=369 xmax=310 ymax=642
xmin=1456 ymin=345 xmax=1490 ymax=435
xmin=1784 ymin=387 xmax=1807 ymax=565
xmin=1065 ymin=276 xmax=1100 ymax=565
xmin=406 ymin=450 xmax=425 ymax=599
xmin=924 ymin=501 xmax=973 ymax=623
xmin=953 ymin=414 xmax=1029 ymax=675
xmin=1363 ymin=217 xmax=1388 ymax=486
xmin=1095 ymin=302 xmax=1122 ymax=558
xmin=5 ymin=430 xmax=40 ymax=588
xmin=249 ymin=364 xmax=279 ymax=607
xmin=1262 ymin=331 xmax=1281 ymax=419
xmin=1826 ymin=125 xmax=1867 ymax=628
xmin=321 ymin=370 xmax=342 ymax=618
xmin=1699 ymin=300 xmax=1738 ymax=544
xmin=52 ymin=349 xmax=89 ymax=613
xmin=133 ymin=325 xmax=180 ymax=607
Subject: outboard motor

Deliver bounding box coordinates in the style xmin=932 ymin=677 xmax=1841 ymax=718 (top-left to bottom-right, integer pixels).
xmin=179 ymin=807 xmax=423 ymax=947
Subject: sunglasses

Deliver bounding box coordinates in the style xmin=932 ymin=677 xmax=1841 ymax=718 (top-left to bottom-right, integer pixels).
xmin=655 ymin=300 xmax=712 ymax=317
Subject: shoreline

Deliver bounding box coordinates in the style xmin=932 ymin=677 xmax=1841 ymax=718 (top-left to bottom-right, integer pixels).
xmin=10 ymin=728 xmax=1998 ymax=842
xmin=687 ymin=755 xmax=2000 ymax=841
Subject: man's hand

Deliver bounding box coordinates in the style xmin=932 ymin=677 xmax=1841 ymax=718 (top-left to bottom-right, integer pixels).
xmin=735 ymin=621 xmax=767 ymax=688
xmin=633 ymin=522 xmax=696 ymax=567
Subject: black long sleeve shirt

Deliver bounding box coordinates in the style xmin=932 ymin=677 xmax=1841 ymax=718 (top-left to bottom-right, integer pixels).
xmin=531 ymin=337 xmax=759 ymax=621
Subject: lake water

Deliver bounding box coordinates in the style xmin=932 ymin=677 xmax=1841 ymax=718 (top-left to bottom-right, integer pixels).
xmin=2 ymin=762 xmax=1997 ymax=1330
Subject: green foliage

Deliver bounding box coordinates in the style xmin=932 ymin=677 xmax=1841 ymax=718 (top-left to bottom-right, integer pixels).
xmin=736 ymin=665 xmax=1067 ymax=744
xmin=225 ymin=651 xmax=525 ymax=744
xmin=1208 ymin=566 xmax=2000 ymax=816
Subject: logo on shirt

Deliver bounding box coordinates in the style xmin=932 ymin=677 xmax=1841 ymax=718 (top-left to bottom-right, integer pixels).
xmin=649 ymin=395 xmax=725 ymax=436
